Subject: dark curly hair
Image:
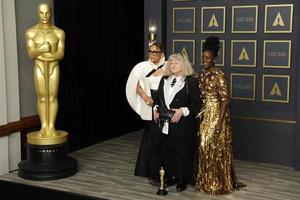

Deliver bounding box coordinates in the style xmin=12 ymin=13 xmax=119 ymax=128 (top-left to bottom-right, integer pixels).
xmin=202 ymin=36 xmax=220 ymax=57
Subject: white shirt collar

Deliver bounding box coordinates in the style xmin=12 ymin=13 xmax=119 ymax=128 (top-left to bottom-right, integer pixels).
xmin=171 ymin=75 xmax=183 ymax=82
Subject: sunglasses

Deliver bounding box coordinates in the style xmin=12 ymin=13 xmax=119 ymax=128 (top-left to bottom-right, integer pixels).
xmin=148 ymin=50 xmax=162 ymax=55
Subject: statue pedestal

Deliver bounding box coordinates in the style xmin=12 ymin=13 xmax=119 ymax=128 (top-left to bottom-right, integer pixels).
xmin=157 ymin=188 xmax=168 ymax=195
xmin=18 ymin=139 xmax=77 ymax=180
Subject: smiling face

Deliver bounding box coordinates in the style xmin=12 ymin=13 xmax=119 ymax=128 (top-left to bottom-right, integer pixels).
xmin=38 ymin=4 xmax=52 ymax=24
xmin=148 ymin=45 xmax=162 ymax=65
xmin=169 ymin=57 xmax=182 ymax=76
xmin=201 ymin=50 xmax=215 ymax=70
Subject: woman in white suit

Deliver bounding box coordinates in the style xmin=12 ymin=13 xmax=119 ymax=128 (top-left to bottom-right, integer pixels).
xmin=126 ymin=42 xmax=165 ymax=183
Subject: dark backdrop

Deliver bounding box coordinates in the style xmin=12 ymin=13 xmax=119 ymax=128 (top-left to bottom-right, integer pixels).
xmin=53 ymin=0 xmax=144 ymax=151
xmin=165 ymin=0 xmax=300 ymax=170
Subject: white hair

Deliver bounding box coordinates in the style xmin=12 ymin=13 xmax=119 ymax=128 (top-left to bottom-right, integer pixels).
xmin=164 ymin=53 xmax=195 ymax=76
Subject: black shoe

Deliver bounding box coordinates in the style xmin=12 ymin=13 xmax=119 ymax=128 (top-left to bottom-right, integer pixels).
xmin=176 ymin=182 xmax=186 ymax=192
xmin=165 ymin=177 xmax=178 ymax=186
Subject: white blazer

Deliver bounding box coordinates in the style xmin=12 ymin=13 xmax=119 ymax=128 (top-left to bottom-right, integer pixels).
xmin=126 ymin=56 xmax=165 ymax=120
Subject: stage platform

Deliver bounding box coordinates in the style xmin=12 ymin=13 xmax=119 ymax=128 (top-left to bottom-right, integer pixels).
xmin=0 ymin=130 xmax=300 ymax=200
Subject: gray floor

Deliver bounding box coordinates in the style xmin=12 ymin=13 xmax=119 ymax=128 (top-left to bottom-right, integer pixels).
xmin=1 ymin=130 xmax=300 ymax=200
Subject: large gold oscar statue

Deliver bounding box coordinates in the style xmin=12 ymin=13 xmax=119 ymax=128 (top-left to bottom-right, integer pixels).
xmin=25 ymin=3 xmax=67 ymax=145
xmin=18 ymin=3 xmax=77 ymax=180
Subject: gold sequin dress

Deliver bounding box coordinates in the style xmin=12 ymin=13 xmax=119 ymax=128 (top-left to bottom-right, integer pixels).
xmin=195 ymin=68 xmax=239 ymax=195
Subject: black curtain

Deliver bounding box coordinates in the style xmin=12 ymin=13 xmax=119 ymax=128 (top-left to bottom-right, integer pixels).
xmin=54 ymin=0 xmax=144 ymax=151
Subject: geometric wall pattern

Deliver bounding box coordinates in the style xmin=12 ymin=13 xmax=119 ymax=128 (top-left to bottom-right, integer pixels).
xmin=166 ymin=0 xmax=300 ymax=169
xmin=167 ymin=1 xmax=294 ymax=108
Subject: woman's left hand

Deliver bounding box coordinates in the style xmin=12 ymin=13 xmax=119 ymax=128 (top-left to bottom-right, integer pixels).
xmin=171 ymin=108 xmax=183 ymax=123
xmin=215 ymin=122 xmax=222 ymax=134
xmin=153 ymin=110 xmax=160 ymax=122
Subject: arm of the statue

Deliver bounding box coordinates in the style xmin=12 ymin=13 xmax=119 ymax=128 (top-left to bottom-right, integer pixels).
xmin=25 ymin=30 xmax=51 ymax=59
xmin=38 ymin=30 xmax=65 ymax=61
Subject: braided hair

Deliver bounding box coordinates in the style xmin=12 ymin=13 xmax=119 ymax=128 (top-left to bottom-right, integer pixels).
xmin=202 ymin=36 xmax=220 ymax=57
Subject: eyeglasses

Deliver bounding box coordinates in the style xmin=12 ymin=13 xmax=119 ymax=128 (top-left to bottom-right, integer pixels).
xmin=148 ymin=50 xmax=162 ymax=55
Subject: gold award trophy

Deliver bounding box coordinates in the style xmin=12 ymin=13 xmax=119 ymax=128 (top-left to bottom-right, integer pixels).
xmin=157 ymin=167 xmax=168 ymax=195
xmin=18 ymin=3 xmax=77 ymax=180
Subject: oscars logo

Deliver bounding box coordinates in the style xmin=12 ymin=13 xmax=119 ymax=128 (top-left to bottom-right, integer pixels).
xmin=272 ymin=12 xmax=285 ymax=27
xmin=208 ymin=14 xmax=219 ymax=27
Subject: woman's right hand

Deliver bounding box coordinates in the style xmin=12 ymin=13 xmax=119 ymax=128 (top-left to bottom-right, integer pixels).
xmin=136 ymin=82 xmax=154 ymax=106
xmin=143 ymin=95 xmax=154 ymax=107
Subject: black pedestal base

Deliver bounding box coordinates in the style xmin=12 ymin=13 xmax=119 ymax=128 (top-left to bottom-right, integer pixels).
xmin=18 ymin=142 xmax=77 ymax=180
xmin=157 ymin=188 xmax=168 ymax=195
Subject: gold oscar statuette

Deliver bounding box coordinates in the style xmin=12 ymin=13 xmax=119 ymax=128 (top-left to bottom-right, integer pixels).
xmin=18 ymin=3 xmax=77 ymax=181
xmin=157 ymin=167 xmax=168 ymax=195
xmin=25 ymin=3 xmax=67 ymax=145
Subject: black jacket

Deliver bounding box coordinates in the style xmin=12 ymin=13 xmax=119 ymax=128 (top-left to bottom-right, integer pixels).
xmin=157 ymin=75 xmax=201 ymax=136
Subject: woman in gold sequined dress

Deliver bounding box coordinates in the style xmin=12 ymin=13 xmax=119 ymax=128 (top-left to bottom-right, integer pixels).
xmin=195 ymin=37 xmax=244 ymax=195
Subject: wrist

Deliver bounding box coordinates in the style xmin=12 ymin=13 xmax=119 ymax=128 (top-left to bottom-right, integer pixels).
xmin=180 ymin=107 xmax=190 ymax=116
xmin=141 ymin=93 xmax=147 ymax=100
xmin=179 ymin=108 xmax=184 ymax=114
